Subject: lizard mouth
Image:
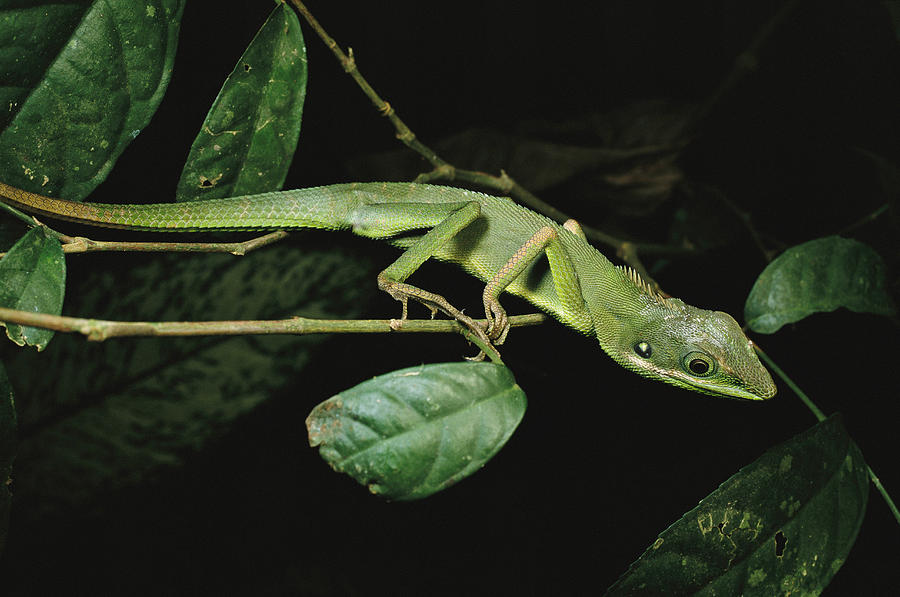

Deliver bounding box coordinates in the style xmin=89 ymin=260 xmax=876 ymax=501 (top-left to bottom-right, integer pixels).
xmin=686 ymin=375 xmax=777 ymax=401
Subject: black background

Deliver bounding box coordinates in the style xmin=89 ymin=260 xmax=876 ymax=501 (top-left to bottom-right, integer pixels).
xmin=2 ymin=0 xmax=899 ymax=594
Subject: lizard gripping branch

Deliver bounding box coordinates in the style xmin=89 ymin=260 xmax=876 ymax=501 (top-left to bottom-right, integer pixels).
xmin=0 ymin=180 xmax=776 ymax=400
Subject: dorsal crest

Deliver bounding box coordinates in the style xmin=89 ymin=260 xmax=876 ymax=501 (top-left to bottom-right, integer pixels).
xmin=619 ymin=266 xmax=682 ymax=311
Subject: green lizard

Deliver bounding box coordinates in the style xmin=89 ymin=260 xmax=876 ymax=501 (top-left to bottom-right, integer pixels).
xmin=0 ymin=180 xmax=775 ymax=400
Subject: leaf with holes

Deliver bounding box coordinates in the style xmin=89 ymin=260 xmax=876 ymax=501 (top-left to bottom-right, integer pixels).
xmin=0 ymin=361 xmax=15 ymax=556
xmin=744 ymin=236 xmax=895 ymax=333
xmin=307 ymin=362 xmax=526 ymax=500
xmin=175 ymin=3 xmax=306 ymax=201
xmin=0 ymin=227 xmax=65 ymax=350
xmin=0 ymin=0 xmax=185 ymax=200
xmin=605 ymin=414 xmax=868 ymax=596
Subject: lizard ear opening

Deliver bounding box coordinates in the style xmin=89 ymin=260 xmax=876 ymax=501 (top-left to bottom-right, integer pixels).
xmin=633 ymin=341 xmax=652 ymax=358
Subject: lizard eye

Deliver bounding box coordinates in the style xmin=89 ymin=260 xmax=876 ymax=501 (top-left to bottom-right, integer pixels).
xmin=634 ymin=341 xmax=652 ymax=358
xmin=683 ymin=352 xmax=715 ymax=377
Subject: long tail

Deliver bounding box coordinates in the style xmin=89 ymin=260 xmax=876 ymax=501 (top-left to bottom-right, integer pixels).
xmin=0 ymin=181 xmax=491 ymax=233
xmin=0 ymin=181 xmax=389 ymax=232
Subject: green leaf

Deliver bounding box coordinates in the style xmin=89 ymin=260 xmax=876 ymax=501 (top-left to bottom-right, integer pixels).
xmin=307 ymin=362 xmax=527 ymax=500
xmin=175 ymin=3 xmax=307 ymax=201
xmin=605 ymin=414 xmax=868 ymax=596
xmin=0 ymin=227 xmax=65 ymax=350
xmin=0 ymin=0 xmax=185 ymax=200
xmin=744 ymin=236 xmax=896 ymax=334
xmin=0 ymin=361 xmax=16 ymax=556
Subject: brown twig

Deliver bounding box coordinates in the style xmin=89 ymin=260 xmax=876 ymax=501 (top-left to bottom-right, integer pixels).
xmin=0 ymin=306 xmax=545 ymax=363
xmin=56 ymin=231 xmax=289 ymax=256
xmin=286 ymin=0 xmax=691 ymax=279
xmin=287 ymin=1 xmax=447 ymax=170
xmin=0 ymin=230 xmax=289 ymax=259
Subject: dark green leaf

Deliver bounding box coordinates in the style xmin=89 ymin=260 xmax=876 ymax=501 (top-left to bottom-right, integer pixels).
xmin=175 ymin=3 xmax=307 ymax=201
xmin=0 ymin=227 xmax=65 ymax=350
xmin=0 ymin=0 xmax=185 ymax=200
xmin=605 ymin=414 xmax=868 ymax=596
xmin=0 ymin=361 xmax=15 ymax=556
xmin=744 ymin=236 xmax=896 ymax=333
xmin=307 ymin=362 xmax=527 ymax=500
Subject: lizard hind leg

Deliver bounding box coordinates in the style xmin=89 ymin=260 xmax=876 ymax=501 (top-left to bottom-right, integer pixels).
xmin=482 ymin=226 xmax=561 ymax=344
xmin=482 ymin=224 xmax=593 ymax=344
xmin=377 ymin=274 xmax=494 ymax=353
xmin=363 ymin=200 xmax=495 ymax=354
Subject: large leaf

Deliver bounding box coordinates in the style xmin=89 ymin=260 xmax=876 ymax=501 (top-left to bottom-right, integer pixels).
xmin=175 ymin=3 xmax=307 ymax=201
xmin=307 ymin=362 xmax=527 ymax=500
xmin=4 ymin=236 xmax=377 ymax=524
xmin=0 ymin=0 xmax=185 ymax=200
xmin=744 ymin=236 xmax=896 ymax=333
xmin=0 ymin=227 xmax=65 ymax=350
xmin=0 ymin=360 xmax=15 ymax=555
xmin=606 ymin=414 xmax=868 ymax=596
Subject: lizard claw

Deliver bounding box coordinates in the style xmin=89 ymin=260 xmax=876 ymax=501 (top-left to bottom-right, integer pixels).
xmin=464 ymin=350 xmax=487 ymax=362
xmin=379 ymin=274 xmax=411 ymax=327
xmin=484 ymin=299 xmax=510 ymax=345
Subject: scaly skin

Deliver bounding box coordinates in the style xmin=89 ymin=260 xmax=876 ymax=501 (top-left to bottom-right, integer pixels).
xmin=0 ymin=181 xmax=776 ymax=400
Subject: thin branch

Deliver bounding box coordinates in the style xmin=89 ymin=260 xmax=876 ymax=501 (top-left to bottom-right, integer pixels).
xmin=286 ymin=0 xmax=692 ymax=278
xmin=869 ymin=468 xmax=900 ymax=528
xmin=62 ymin=231 xmax=288 ymax=256
xmin=0 ymin=231 xmax=289 ymax=259
xmin=287 ymin=1 xmax=447 ymax=170
xmin=839 ymin=203 xmax=890 ymax=235
xmin=0 ymin=305 xmax=545 ymax=341
xmin=754 ymin=345 xmax=826 ymax=422
xmin=0 ymin=306 xmax=545 ymax=365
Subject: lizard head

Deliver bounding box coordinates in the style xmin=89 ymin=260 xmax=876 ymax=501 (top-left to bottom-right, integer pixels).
xmin=612 ymin=294 xmax=777 ymax=400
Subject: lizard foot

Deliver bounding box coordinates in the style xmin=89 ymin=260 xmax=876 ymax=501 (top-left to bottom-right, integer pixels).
xmin=483 ymin=297 xmax=510 ymax=345
xmin=378 ymin=274 xmax=495 ymax=356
